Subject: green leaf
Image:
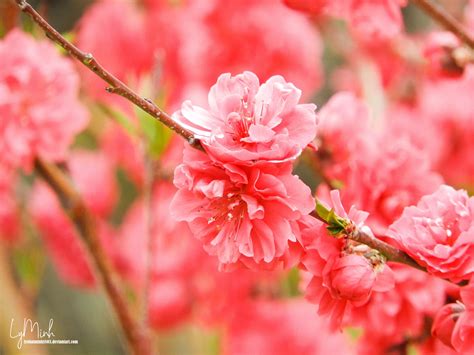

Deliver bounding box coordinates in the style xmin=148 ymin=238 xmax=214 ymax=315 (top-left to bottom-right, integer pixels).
xmin=315 ymin=199 xmax=331 ymax=222
xmin=327 ymin=209 xmax=347 ymax=229
xmin=102 ymin=105 xmax=138 ymax=137
xmin=135 ymin=105 xmax=172 ymax=157
xmin=327 ymin=225 xmax=345 ymax=236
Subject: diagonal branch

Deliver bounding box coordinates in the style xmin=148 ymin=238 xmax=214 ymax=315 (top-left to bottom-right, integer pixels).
xmin=34 ymin=158 xmax=153 ymax=355
xmin=14 ymin=0 xmax=202 ymax=151
xmin=412 ymin=0 xmax=474 ymax=50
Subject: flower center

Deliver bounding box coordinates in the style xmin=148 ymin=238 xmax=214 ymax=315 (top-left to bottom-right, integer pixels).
xmin=207 ymin=192 xmax=246 ymax=235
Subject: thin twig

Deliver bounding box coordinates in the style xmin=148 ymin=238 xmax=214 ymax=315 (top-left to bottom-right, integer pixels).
xmin=14 ymin=0 xmax=202 ymax=151
xmin=34 ymin=158 xmax=153 ymax=355
xmin=141 ymin=153 xmax=154 ymax=328
xmin=412 ymin=0 xmax=474 ymax=50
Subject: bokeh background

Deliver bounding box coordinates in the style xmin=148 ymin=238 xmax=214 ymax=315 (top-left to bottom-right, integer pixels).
xmin=0 ymin=0 xmax=472 ymax=354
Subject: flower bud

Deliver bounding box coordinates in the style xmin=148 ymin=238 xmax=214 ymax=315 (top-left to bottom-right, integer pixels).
xmin=432 ymin=302 xmax=465 ymax=349
xmin=329 ymin=254 xmax=376 ymax=305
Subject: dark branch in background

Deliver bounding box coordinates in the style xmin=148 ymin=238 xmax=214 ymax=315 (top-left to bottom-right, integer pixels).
xmin=14 ymin=0 xmax=203 ymax=151
xmin=412 ymin=0 xmax=474 ymax=50
xmin=34 ymin=158 xmax=153 ymax=355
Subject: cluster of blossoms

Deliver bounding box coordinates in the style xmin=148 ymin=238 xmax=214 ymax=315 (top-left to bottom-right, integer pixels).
xmin=432 ymin=283 xmax=474 ymax=352
xmin=171 ymin=71 xmax=317 ymax=270
xmin=3 ymin=0 xmax=474 ymax=353
xmin=0 ymin=29 xmax=88 ymax=244
xmin=284 ymin=0 xmax=407 ymax=43
xmin=0 ymin=29 xmax=88 ymax=172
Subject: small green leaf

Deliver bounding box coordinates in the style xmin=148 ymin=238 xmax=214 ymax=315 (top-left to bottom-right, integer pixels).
xmin=327 ymin=209 xmax=347 ymax=229
xmin=315 ymin=199 xmax=331 ymax=222
xmin=327 ymin=225 xmax=345 ymax=236
xmin=101 ymin=104 xmax=138 ymax=137
xmin=135 ymin=105 xmax=172 ymax=157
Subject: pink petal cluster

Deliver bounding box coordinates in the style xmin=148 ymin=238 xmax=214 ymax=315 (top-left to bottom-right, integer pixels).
xmin=418 ymin=66 xmax=474 ymax=186
xmin=171 ymin=146 xmax=314 ymax=270
xmin=389 ymin=67 xmax=474 ymax=187
xmin=222 ymin=300 xmax=353 ymax=355
xmin=302 ymin=190 xmax=395 ymax=329
xmin=387 ymin=185 xmax=474 ymax=282
xmin=0 ymin=29 xmax=88 ymax=171
xmin=316 ymin=93 xmax=442 ymax=234
xmin=77 ymin=0 xmax=323 ymax=107
xmin=0 ymin=166 xmax=19 ymax=243
xmin=75 ymin=0 xmax=153 ymax=108
xmin=432 ymin=283 xmax=474 ymax=352
xmin=349 ymin=264 xmax=447 ymax=352
xmin=173 ymin=72 xmax=317 ymax=164
xmin=284 ymin=0 xmax=406 ymax=42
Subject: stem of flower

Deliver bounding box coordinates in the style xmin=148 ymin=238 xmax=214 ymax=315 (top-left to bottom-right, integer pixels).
xmin=142 ymin=153 xmax=154 ymax=328
xmin=14 ymin=0 xmax=203 ymax=151
xmin=34 ymin=158 xmax=153 ymax=355
xmin=350 ymin=229 xmax=425 ymax=271
xmin=411 ymin=0 xmax=474 ymax=50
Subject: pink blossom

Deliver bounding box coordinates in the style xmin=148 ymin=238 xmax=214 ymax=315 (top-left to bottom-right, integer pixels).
xmin=222 ymin=300 xmax=353 ymax=355
xmin=76 ymin=0 xmax=153 ymax=107
xmin=302 ymin=190 xmax=394 ymax=329
xmin=316 ymin=94 xmax=442 ymax=233
xmin=68 ymin=151 xmax=118 ymax=217
xmin=348 ymin=0 xmax=406 ymax=43
xmin=101 ymin=124 xmax=145 ymax=186
xmin=432 ymin=283 xmax=474 ymax=352
xmin=158 ymin=0 xmax=323 ymax=102
xmin=349 ymin=264 xmax=447 ymax=350
xmin=170 ymin=145 xmax=314 ymax=269
xmin=315 ymin=92 xmax=373 ymax=170
xmin=283 ymin=0 xmax=327 ymax=14
xmin=451 ymin=284 xmax=474 ymax=352
xmin=387 ymin=185 xmax=474 ymax=282
xmin=417 ymin=66 xmax=474 ymax=186
xmin=432 ymin=302 xmax=464 ymax=349
xmin=173 ymin=72 xmax=317 ymax=164
xmin=0 ymin=166 xmax=19 ymax=243
xmin=0 ymin=29 xmax=88 ymax=171
xmin=283 ymin=0 xmax=406 ymax=42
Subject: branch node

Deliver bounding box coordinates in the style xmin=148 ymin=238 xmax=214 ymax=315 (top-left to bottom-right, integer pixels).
xmin=188 ymin=136 xmax=197 ymax=146
xmin=16 ymin=0 xmax=28 ymax=10
xmin=83 ymin=53 xmax=94 ymax=65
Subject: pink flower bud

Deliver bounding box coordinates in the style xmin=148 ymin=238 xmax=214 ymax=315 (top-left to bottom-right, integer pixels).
xmin=432 ymin=303 xmax=465 ymax=349
xmin=329 ymin=254 xmax=376 ymax=305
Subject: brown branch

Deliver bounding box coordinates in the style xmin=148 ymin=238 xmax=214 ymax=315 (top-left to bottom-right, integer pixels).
xmin=14 ymin=0 xmax=202 ymax=151
xmin=412 ymin=0 xmax=474 ymax=50
xmin=350 ymin=228 xmax=426 ymax=271
xmin=34 ymin=158 xmax=153 ymax=355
